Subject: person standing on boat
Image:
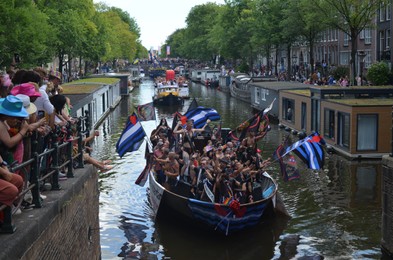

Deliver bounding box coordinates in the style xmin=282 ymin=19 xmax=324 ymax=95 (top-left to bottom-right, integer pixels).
xmin=161 ymin=152 xmax=179 ymax=190
xmin=178 ymin=143 xmax=191 ymax=182
xmin=173 ymin=119 xmax=211 ymax=150
xmin=241 ymin=130 xmax=265 ymax=154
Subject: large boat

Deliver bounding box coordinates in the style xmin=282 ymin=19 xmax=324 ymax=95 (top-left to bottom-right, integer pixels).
xmin=153 ymin=84 xmax=183 ymax=106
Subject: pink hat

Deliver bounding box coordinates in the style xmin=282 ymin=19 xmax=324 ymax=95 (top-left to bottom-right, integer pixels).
xmin=10 ymin=83 xmax=41 ymax=97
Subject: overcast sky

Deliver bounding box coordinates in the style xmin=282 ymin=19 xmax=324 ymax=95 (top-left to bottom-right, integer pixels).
xmin=97 ymin=0 xmax=225 ymax=50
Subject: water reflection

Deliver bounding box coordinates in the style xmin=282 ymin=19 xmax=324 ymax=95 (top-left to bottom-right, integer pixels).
xmin=96 ymin=79 xmax=382 ymax=259
xmin=154 ymin=217 xmax=288 ymax=260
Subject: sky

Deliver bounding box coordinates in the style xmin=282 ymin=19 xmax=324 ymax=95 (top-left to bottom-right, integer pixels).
xmin=97 ymin=0 xmax=225 ymax=50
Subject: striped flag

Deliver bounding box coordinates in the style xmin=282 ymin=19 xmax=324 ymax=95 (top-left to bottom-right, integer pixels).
xmin=116 ymin=113 xmax=146 ymax=157
xmin=184 ymin=106 xmax=221 ymax=129
xmin=283 ymin=132 xmax=325 ymax=170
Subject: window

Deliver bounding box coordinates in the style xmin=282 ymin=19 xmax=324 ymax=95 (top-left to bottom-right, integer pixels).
xmin=344 ymin=33 xmax=349 ymax=46
xmin=387 ymin=2 xmax=392 ymax=20
xmin=357 ymin=114 xmax=378 ymax=151
xmin=282 ymin=98 xmax=294 ymax=122
xmin=261 ymin=88 xmax=267 ymax=101
xmin=380 ymin=30 xmax=385 ymax=52
xmin=324 ymin=109 xmax=335 ymax=140
xmin=380 ymin=3 xmax=386 ymax=21
xmin=386 ymin=29 xmax=391 ymax=50
xmin=365 ymin=50 xmax=372 ymax=68
xmin=340 ymin=51 xmax=350 ymax=65
xmin=338 ymin=112 xmax=350 ymax=148
xmin=365 ymin=28 xmax=372 ymax=44
xmin=301 ymin=102 xmax=307 ymax=131
xmin=255 ymin=88 xmax=260 ymax=104
xmin=311 ymin=99 xmax=320 ymax=132
xmin=360 ymin=29 xmax=365 ymax=40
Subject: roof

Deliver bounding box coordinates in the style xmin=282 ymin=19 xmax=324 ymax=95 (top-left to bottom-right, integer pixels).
xmin=327 ymin=98 xmax=393 ymax=106
xmin=249 ymin=81 xmax=311 ymax=91
xmin=61 ymin=83 xmax=103 ymax=95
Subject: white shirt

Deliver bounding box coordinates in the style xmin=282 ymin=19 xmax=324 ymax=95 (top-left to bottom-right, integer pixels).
xmin=34 ymin=84 xmax=54 ymax=115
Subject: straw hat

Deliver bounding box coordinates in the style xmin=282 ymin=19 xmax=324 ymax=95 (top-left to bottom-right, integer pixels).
xmin=15 ymin=94 xmax=37 ymax=115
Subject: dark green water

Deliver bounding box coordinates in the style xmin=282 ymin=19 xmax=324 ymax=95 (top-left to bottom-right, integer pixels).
xmin=94 ymin=79 xmax=382 ymax=259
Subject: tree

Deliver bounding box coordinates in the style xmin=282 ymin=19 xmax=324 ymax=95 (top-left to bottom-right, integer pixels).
xmin=312 ymin=0 xmax=388 ymax=85
xmin=37 ymin=0 xmax=97 ymax=73
xmin=0 ymin=0 xmax=51 ymax=68
xmin=183 ymin=3 xmax=222 ymax=62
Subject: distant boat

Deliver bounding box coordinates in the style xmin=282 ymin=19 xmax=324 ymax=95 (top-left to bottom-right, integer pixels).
xmin=178 ymin=82 xmax=190 ymax=99
xmin=230 ymin=74 xmax=252 ymax=103
xmin=153 ymin=83 xmax=183 ymax=106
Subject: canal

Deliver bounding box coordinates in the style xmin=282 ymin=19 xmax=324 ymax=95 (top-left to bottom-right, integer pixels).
xmin=92 ymin=79 xmax=382 ymax=259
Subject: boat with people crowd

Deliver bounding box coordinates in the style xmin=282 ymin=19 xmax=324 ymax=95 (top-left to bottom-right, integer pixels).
xmin=115 ymin=98 xmax=288 ymax=235
xmin=153 ymin=70 xmax=188 ymax=106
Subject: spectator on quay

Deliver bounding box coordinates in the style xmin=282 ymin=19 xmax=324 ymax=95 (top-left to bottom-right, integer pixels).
xmin=49 ymin=94 xmax=68 ymax=127
xmin=0 ymin=73 xmax=13 ymax=98
xmin=34 ymin=68 xmax=55 ymax=129
xmin=48 ymin=70 xmax=62 ymax=96
xmin=0 ymin=155 xmax=23 ymax=209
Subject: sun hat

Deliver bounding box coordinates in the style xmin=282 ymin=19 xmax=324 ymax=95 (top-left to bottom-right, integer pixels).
xmin=10 ymin=83 xmax=41 ymax=97
xmin=49 ymin=70 xmax=62 ymax=80
xmin=15 ymin=94 xmax=37 ymax=115
xmin=0 ymin=95 xmax=29 ymax=118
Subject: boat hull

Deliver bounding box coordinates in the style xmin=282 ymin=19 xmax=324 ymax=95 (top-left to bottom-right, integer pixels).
xmin=153 ymin=93 xmax=183 ymax=106
xmin=148 ymin=171 xmax=278 ymax=235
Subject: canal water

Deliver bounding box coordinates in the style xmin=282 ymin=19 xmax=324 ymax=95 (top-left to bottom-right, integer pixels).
xmin=93 ymin=79 xmax=382 ymax=259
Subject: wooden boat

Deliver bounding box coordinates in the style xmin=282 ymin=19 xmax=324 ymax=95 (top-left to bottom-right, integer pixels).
xmin=148 ymin=169 xmax=279 ymax=235
xmin=153 ymin=84 xmax=183 ymax=106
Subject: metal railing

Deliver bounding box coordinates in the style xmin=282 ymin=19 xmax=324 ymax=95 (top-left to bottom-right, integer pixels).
xmin=0 ymin=116 xmax=89 ymax=233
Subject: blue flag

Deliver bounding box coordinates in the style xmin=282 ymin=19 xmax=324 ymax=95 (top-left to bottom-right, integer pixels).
xmin=283 ymin=132 xmax=325 ymax=170
xmin=116 ymin=113 xmax=146 ymax=157
xmin=184 ymin=106 xmax=221 ymax=129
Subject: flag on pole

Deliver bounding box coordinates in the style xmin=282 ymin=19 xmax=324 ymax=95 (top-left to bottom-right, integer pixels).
xmin=283 ymin=132 xmax=325 ymax=170
xmin=273 ymin=141 xmax=300 ymax=181
xmin=136 ymin=102 xmax=156 ymax=121
xmin=184 ymin=106 xmax=221 ymax=129
xmin=116 ymin=113 xmax=146 ymax=157
xmin=228 ymin=99 xmax=274 ymax=142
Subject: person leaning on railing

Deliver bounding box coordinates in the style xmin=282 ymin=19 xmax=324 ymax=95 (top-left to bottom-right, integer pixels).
xmin=0 ymin=155 xmax=23 ymax=209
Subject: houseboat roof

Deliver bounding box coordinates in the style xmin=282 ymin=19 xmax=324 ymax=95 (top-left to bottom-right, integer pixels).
xmin=249 ymin=81 xmax=311 ymax=90
xmin=327 ymin=98 xmax=393 ymax=107
xmin=282 ymin=89 xmax=311 ymax=97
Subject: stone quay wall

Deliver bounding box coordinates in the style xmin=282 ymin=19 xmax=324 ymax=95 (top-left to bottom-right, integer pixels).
xmin=382 ymin=155 xmax=393 ymax=258
xmin=0 ymin=165 xmax=100 ymax=260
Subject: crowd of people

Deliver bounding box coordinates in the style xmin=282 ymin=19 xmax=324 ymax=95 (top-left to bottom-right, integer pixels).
xmin=0 ymin=67 xmax=112 ymax=218
xmin=150 ymin=118 xmax=271 ymax=204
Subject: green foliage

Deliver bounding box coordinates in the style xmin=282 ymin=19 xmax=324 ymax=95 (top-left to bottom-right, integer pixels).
xmin=0 ymin=0 xmax=51 ymax=68
xmin=236 ymin=61 xmax=249 ymax=73
xmin=366 ymin=62 xmax=390 ymax=86
xmin=330 ymin=66 xmax=349 ymax=80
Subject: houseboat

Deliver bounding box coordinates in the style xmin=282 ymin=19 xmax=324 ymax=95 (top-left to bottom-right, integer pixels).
xmin=200 ymin=69 xmax=221 ymax=87
xmin=249 ymin=81 xmax=310 ymax=118
xmin=190 ymin=69 xmax=203 ymax=82
xmin=278 ymin=85 xmax=393 ymax=159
